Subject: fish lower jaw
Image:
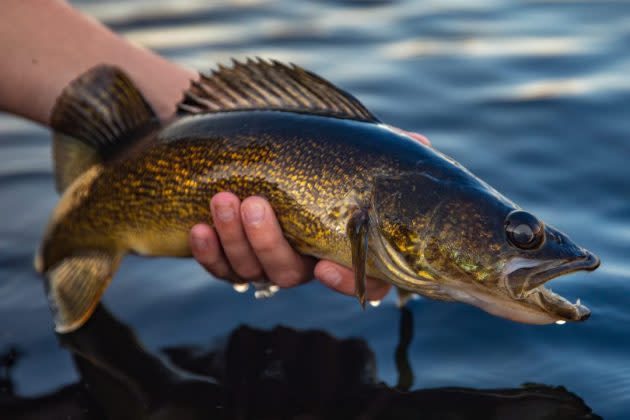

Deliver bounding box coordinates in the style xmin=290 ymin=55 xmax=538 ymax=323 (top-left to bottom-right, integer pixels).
xmin=446 ymin=286 xmax=561 ymax=325
xmin=527 ymin=285 xmax=589 ymax=322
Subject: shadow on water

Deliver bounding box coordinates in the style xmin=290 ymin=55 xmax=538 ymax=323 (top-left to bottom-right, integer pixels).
xmin=0 ymin=306 xmax=599 ymax=420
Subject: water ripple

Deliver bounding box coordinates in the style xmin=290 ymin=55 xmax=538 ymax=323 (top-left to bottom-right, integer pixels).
xmin=1 ymin=1 xmax=628 ymax=418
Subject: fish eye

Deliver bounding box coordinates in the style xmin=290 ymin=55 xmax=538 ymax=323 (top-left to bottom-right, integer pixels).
xmin=505 ymin=210 xmax=545 ymax=250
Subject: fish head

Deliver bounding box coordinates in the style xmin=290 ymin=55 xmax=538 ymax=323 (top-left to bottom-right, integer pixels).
xmin=493 ymin=212 xmax=600 ymax=323
xmin=372 ymin=171 xmax=599 ymax=324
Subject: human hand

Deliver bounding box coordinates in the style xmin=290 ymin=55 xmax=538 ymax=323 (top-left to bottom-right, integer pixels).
xmin=190 ymin=128 xmax=431 ymax=301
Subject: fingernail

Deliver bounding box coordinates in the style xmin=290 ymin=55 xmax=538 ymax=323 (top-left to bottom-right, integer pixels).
xmin=215 ymin=202 xmax=235 ymax=223
xmin=243 ymin=201 xmax=265 ymax=226
xmin=320 ymin=267 xmax=342 ymax=286
xmin=192 ymin=234 xmax=209 ymax=251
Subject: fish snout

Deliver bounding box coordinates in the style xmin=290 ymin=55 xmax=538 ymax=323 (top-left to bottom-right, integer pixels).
xmin=577 ymin=306 xmax=592 ymax=322
xmin=576 ymin=248 xmax=601 ymax=272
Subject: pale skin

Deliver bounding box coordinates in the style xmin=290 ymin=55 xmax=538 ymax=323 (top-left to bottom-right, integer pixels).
xmin=1 ymin=0 xmax=430 ymax=301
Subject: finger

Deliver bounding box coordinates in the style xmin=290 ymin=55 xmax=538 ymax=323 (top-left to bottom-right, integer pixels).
xmin=405 ymin=131 xmax=431 ymax=146
xmin=241 ymin=196 xmax=316 ymax=288
xmin=211 ymin=192 xmax=265 ymax=281
xmin=314 ymin=261 xmax=391 ymax=301
xmin=389 ymin=126 xmax=431 ymax=146
xmin=190 ymin=223 xmax=234 ymax=280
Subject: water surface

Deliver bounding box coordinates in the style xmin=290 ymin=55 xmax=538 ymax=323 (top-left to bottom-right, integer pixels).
xmin=1 ymin=0 xmax=628 ymax=418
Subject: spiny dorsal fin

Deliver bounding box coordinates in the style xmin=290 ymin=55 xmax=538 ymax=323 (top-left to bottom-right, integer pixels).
xmin=50 ymin=65 xmax=159 ymax=192
xmin=177 ymin=58 xmax=380 ymax=123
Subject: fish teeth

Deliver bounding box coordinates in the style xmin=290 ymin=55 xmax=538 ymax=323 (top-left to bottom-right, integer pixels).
xmin=576 ymin=298 xmax=581 ymax=306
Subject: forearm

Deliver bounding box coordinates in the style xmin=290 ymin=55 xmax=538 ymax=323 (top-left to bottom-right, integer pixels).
xmin=0 ymin=0 xmax=195 ymax=125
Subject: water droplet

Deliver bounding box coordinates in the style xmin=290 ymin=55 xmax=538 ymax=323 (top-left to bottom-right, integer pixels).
xmin=253 ymin=281 xmax=280 ymax=299
xmin=555 ymin=320 xmax=566 ymax=325
xmin=233 ymin=283 xmax=249 ymax=293
xmin=369 ymin=300 xmax=381 ymax=307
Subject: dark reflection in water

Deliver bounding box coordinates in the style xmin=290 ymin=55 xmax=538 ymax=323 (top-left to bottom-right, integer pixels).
xmin=1 ymin=307 xmax=599 ymax=420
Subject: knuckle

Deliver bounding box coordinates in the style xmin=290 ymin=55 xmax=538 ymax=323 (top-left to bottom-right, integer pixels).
xmin=196 ymin=249 xmax=221 ymax=268
xmin=251 ymin=236 xmax=278 ymax=255
xmin=202 ymin=262 xmax=230 ymax=279
xmin=218 ymin=233 xmax=245 ymax=250
xmin=213 ymin=269 xmax=233 ymax=281
xmin=273 ymin=268 xmax=304 ymax=287
xmin=224 ymin=243 xmax=257 ymax=264
xmin=233 ymin=264 xmax=263 ymax=281
xmin=195 ymin=252 xmax=230 ymax=278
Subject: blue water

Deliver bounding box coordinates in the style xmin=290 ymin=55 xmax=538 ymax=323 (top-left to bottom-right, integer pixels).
xmin=1 ymin=1 xmax=628 ymax=418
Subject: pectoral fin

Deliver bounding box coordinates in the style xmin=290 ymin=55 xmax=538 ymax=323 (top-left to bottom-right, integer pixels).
xmin=45 ymin=251 xmax=120 ymax=334
xmin=347 ymin=207 xmax=370 ymax=308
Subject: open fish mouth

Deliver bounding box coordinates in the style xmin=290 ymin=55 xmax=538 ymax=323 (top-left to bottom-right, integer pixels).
xmin=508 ymin=251 xmax=600 ymax=322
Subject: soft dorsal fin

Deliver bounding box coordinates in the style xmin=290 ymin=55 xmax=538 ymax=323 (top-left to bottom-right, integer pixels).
xmin=50 ymin=65 xmax=159 ymax=192
xmin=177 ymin=58 xmax=380 ymax=123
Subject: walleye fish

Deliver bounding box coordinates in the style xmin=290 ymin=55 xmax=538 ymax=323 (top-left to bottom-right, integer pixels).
xmin=36 ymin=59 xmax=599 ymax=333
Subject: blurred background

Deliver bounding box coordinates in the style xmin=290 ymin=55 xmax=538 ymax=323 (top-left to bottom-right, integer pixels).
xmin=1 ymin=0 xmax=628 ymax=418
